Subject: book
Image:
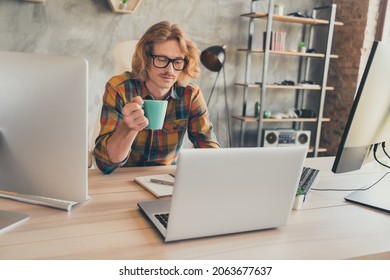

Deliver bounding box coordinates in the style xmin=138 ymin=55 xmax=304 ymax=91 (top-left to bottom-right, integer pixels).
xmin=134 ymin=173 xmax=174 ymax=198
xmin=263 ymin=31 xmax=287 ymax=51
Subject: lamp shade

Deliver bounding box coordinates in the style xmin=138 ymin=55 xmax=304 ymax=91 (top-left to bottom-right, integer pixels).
xmin=200 ymin=45 xmax=226 ymax=72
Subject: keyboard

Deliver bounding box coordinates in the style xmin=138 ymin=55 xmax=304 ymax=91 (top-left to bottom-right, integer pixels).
xmin=298 ymin=167 xmax=320 ymax=200
xmin=155 ymin=213 xmax=169 ymax=228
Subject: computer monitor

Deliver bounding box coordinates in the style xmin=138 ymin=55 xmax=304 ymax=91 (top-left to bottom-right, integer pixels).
xmin=332 ymin=41 xmax=390 ymax=173
xmin=331 ymin=41 xmax=390 ymax=212
xmin=0 ymin=51 xmax=89 ymax=211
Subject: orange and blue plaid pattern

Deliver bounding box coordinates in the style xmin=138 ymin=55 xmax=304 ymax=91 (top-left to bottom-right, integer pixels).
xmin=94 ymin=72 xmax=220 ymax=174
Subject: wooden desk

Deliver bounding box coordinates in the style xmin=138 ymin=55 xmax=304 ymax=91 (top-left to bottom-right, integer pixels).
xmin=0 ymin=158 xmax=389 ymax=260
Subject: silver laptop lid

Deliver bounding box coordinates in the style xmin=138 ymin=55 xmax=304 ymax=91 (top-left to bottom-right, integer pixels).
xmin=165 ymin=147 xmax=307 ymax=241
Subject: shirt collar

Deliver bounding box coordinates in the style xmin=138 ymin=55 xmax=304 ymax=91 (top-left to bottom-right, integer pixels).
xmin=140 ymin=82 xmax=180 ymax=100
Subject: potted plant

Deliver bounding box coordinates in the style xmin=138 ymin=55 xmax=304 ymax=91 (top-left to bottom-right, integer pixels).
xmin=120 ymin=0 xmax=128 ymax=10
xmin=293 ymin=186 xmax=305 ymax=210
xmin=274 ymin=3 xmax=285 ymax=15
xmin=298 ymin=41 xmax=306 ymax=53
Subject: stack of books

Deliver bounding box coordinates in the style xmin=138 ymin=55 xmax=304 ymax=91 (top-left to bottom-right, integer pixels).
xmin=263 ymin=31 xmax=287 ymax=51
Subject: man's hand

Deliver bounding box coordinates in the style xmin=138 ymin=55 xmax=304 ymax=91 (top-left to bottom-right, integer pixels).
xmin=122 ymin=96 xmax=149 ymax=131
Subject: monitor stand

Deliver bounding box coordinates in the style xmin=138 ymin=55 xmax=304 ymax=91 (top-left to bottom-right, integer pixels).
xmin=344 ymin=173 xmax=390 ymax=213
xmin=0 ymin=210 xmax=29 ymax=233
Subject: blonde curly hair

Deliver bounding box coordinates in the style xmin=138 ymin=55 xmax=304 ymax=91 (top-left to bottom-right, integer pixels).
xmin=131 ymin=21 xmax=200 ymax=86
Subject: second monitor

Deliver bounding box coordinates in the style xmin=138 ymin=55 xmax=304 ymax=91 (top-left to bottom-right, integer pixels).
xmin=0 ymin=51 xmax=89 ymax=210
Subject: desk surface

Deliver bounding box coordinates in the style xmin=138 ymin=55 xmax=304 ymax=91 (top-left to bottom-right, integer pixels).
xmin=0 ymin=157 xmax=389 ymax=260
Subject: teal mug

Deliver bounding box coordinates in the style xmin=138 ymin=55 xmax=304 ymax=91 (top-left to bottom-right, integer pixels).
xmin=142 ymin=100 xmax=168 ymax=130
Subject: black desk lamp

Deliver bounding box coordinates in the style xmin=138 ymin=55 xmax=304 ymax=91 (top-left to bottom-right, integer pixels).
xmin=200 ymin=45 xmax=231 ymax=147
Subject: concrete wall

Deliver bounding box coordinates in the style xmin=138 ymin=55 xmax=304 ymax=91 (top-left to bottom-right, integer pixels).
xmin=1 ymin=0 xmax=372 ymax=154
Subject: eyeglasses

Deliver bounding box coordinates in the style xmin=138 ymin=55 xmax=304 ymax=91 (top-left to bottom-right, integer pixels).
xmin=150 ymin=54 xmax=188 ymax=71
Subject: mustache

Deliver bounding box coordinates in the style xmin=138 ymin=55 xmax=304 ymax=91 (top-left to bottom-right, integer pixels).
xmin=161 ymin=72 xmax=176 ymax=78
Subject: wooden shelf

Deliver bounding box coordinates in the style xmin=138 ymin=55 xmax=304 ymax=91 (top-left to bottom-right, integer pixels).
xmin=234 ymin=82 xmax=334 ymax=91
xmin=268 ymin=84 xmax=321 ymax=90
xmin=107 ymin=0 xmax=142 ymax=13
xmin=241 ymin=12 xmax=343 ymax=26
xmin=308 ymin=146 xmax=327 ymax=153
xmin=237 ymin=48 xmax=339 ymax=59
xmin=232 ymin=115 xmax=331 ymax=123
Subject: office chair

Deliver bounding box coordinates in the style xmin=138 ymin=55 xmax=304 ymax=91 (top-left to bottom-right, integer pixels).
xmin=88 ymin=40 xmax=138 ymax=168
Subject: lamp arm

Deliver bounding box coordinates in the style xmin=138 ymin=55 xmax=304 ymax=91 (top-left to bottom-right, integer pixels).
xmin=207 ymin=70 xmax=221 ymax=106
xmin=223 ymin=66 xmax=231 ymax=147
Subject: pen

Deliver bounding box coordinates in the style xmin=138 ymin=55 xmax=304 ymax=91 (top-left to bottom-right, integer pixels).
xmin=150 ymin=179 xmax=174 ymax=186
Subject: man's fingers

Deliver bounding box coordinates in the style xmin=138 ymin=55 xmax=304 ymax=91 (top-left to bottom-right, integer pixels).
xmin=131 ymin=96 xmax=144 ymax=105
xmin=122 ymin=102 xmax=142 ymax=116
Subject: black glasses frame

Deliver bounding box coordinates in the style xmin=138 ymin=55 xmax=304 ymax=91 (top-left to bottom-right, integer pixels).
xmin=150 ymin=54 xmax=188 ymax=71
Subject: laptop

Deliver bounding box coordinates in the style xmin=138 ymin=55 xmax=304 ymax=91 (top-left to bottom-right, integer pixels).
xmin=137 ymin=146 xmax=307 ymax=242
xmin=0 ymin=210 xmax=29 ymax=234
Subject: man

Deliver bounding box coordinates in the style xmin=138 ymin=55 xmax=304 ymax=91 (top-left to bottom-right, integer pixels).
xmin=94 ymin=21 xmax=220 ymax=174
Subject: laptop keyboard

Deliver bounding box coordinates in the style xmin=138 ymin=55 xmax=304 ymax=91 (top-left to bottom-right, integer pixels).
xmin=299 ymin=167 xmax=320 ymax=200
xmin=155 ymin=213 xmax=169 ymax=228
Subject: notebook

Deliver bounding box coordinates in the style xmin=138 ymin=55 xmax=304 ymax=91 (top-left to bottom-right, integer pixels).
xmin=134 ymin=173 xmax=174 ymax=198
xmin=137 ymin=146 xmax=307 ymax=242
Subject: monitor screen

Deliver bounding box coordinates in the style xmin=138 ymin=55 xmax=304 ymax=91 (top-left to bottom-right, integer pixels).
xmin=0 ymin=51 xmax=89 ymax=205
xmin=332 ymin=41 xmax=390 ymax=174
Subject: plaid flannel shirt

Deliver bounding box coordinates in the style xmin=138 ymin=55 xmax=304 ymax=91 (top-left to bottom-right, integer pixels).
xmin=94 ymin=72 xmax=220 ymax=174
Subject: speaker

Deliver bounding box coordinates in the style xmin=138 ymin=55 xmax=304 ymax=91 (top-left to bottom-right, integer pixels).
xmin=263 ymin=130 xmax=279 ymax=147
xmin=296 ymin=131 xmax=311 ymax=146
xmin=263 ymin=130 xmax=311 ymax=147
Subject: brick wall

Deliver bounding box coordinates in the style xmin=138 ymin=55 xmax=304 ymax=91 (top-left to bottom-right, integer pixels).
xmin=321 ymin=0 xmax=382 ymax=155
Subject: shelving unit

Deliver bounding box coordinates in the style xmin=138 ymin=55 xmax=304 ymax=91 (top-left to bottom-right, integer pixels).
xmin=234 ymin=0 xmax=343 ymax=156
xmin=241 ymin=11 xmax=344 ymax=26
xmin=107 ymin=0 xmax=142 ymax=14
